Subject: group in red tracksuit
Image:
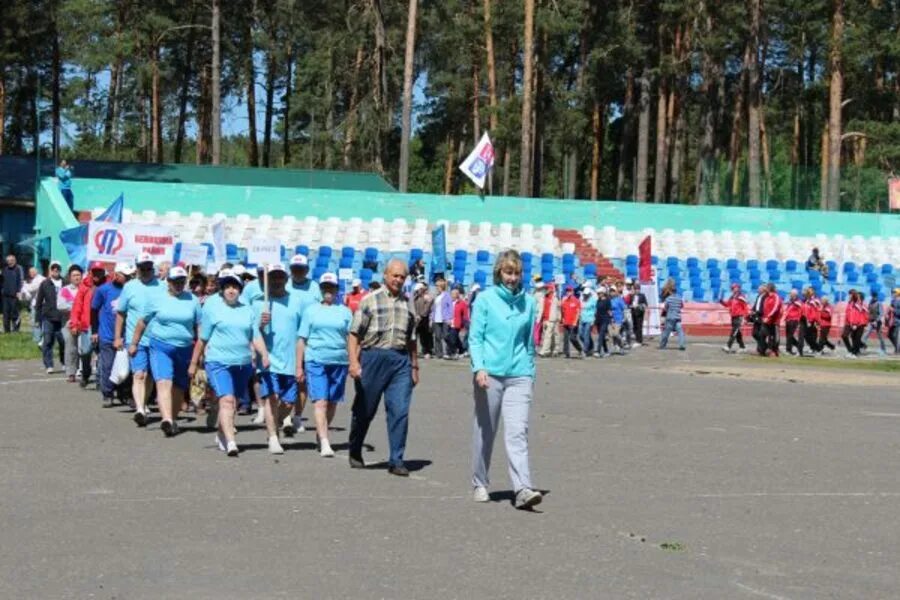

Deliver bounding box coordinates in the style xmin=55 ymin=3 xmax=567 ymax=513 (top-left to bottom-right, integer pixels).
xmin=801 ymin=289 xmax=822 ymax=353
xmin=68 ymin=263 xmax=108 ymax=387
xmin=842 ymin=289 xmax=868 ymax=356
xmin=720 ymin=284 xmax=750 ymax=352
xmin=784 ymin=291 xmax=804 ymax=355
xmin=760 ymin=283 xmax=783 ymax=356
xmin=818 ymin=298 xmax=836 ymax=351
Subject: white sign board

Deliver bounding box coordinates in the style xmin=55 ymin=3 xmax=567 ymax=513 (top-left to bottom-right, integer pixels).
xmin=178 ymin=243 xmax=208 ymax=267
xmin=338 ymin=268 xmax=354 ymax=281
xmin=87 ymin=222 xmax=175 ymax=263
xmin=247 ymin=238 xmax=281 ymax=265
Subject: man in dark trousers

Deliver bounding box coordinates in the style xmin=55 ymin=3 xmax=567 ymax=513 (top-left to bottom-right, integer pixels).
xmin=35 ymin=261 xmax=65 ymax=372
xmin=761 ymin=283 xmax=783 ymax=357
xmin=750 ymin=284 xmax=767 ymax=354
xmin=629 ymin=283 xmax=648 ymax=345
xmin=2 ymin=254 xmax=24 ymax=333
xmin=784 ymin=289 xmax=803 ymax=355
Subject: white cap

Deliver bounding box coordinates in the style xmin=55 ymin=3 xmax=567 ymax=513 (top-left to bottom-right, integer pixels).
xmin=232 ymin=264 xmax=246 ymax=276
xmin=135 ymin=252 xmax=154 ymax=266
xmin=413 ymin=282 xmax=425 ymax=292
xmin=351 ymin=278 xmax=362 ymax=288
xmin=50 ymin=260 xmax=62 ymax=268
xmin=598 ymin=285 xmax=608 ymax=294
xmin=268 ymin=263 xmax=287 ymax=275
xmin=290 ymin=254 xmax=309 ymax=268
xmin=114 ymin=261 xmax=133 ymax=275
xmin=471 ymin=283 xmax=481 ymax=292
xmin=535 ymin=281 xmax=545 ymax=290
xmin=167 ymin=266 xmax=188 ymax=280
xmin=319 ymin=272 xmax=338 ymax=286
xmin=217 ymin=269 xmax=243 ymax=289
xmin=582 ymin=280 xmax=594 ymax=289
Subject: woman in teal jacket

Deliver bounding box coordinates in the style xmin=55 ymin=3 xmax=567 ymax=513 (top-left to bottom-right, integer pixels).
xmin=468 ymin=249 xmax=543 ymax=510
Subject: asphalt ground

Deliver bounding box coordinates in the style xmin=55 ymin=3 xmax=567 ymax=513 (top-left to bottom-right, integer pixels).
xmin=0 ymin=339 xmax=898 ymax=599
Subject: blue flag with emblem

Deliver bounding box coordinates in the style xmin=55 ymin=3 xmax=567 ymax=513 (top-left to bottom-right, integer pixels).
xmin=431 ymin=224 xmax=447 ymax=278
xmin=59 ymin=193 xmax=124 ymax=268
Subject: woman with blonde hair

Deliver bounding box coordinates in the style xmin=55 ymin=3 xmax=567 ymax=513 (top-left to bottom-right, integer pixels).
xmin=468 ymin=249 xmax=543 ymax=510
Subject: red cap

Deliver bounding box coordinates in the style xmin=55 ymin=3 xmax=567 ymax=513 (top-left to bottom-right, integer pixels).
xmin=89 ymin=261 xmax=107 ymax=272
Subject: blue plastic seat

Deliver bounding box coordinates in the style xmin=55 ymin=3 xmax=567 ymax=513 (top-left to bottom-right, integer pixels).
xmin=862 ymin=263 xmax=875 ymax=274
xmin=726 ymin=258 xmax=739 ymax=270
xmin=359 ymin=268 xmax=373 ymax=281
xmin=881 ymin=264 xmax=893 ymax=275
xmin=339 ymin=256 xmax=353 ymax=269
xmin=316 ymin=255 xmax=330 ymax=269
xmin=746 ymin=259 xmax=759 ymax=271
xmin=584 ymin=263 xmax=597 ymax=278
xmin=454 ymin=249 xmax=467 ymax=261
xmin=785 ymin=260 xmax=798 ymax=272
xmin=626 ymin=254 xmax=639 ymax=265
xmin=842 ymin=262 xmax=857 ymax=273
xmin=226 ymin=243 xmax=239 ymax=261
xmin=706 ymin=258 xmax=719 ymax=270
xmin=295 ymin=244 xmax=310 ymax=256
xmin=318 ymin=246 xmax=333 ymax=259
xmin=410 ymin=248 xmax=424 ymax=262
xmin=651 ymin=255 xmax=659 ymax=266
xmin=476 ymin=250 xmax=490 ymax=263
xmin=541 ymin=253 xmax=555 ymax=265
xmin=474 ymin=271 xmax=488 ymax=286
xmin=686 ymin=257 xmax=699 ymax=268
xmin=846 ymin=271 xmax=860 ymax=283
xmin=765 ymin=259 xmax=779 ymax=271
xmin=521 ymin=252 xmax=533 ymax=266
xmin=341 ymin=246 xmax=355 ymax=258
xmin=312 ymin=267 xmax=326 ymax=280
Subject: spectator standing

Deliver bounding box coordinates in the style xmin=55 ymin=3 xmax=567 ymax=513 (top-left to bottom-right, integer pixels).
xmin=430 ymin=277 xmax=451 ymax=359
xmin=447 ymin=286 xmax=470 ymax=359
xmin=71 ymin=263 xmax=105 ymax=387
xmin=538 ymin=284 xmax=561 ymax=357
xmin=2 ymin=254 xmax=24 ymax=333
xmin=658 ymin=287 xmax=686 ymax=351
xmin=629 ymin=284 xmax=648 ymax=345
xmin=35 ymin=261 xmax=65 ymax=373
xmin=593 ymin=287 xmax=613 ymax=357
xmin=347 ymin=259 xmax=419 ymax=476
xmin=750 ymin=284 xmax=767 ymax=352
xmin=56 ymin=160 xmax=75 ymax=211
xmin=861 ymin=290 xmax=887 ymax=355
xmin=559 ymin=285 xmax=583 ymax=358
xmin=720 ymin=283 xmax=749 ymax=353
xmin=21 ymin=266 xmax=45 ymax=343
xmin=412 ymin=282 xmax=434 ymax=357
xmin=468 ymin=249 xmax=543 ymax=509
xmin=761 ymin=283 xmax=783 ymax=356
xmin=58 ymin=265 xmax=82 ymax=382
xmin=784 ymin=289 xmax=803 ymax=356
xmin=343 ymin=279 xmax=367 ymax=314
xmin=578 ymin=286 xmax=597 ymax=356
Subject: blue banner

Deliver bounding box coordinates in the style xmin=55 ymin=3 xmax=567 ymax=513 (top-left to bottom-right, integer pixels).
xmin=59 ymin=193 xmax=124 ymax=268
xmin=431 ymin=224 xmax=447 ymax=277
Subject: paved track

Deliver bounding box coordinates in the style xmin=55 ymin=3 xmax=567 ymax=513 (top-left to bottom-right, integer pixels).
xmin=0 ymin=342 xmax=898 ymax=599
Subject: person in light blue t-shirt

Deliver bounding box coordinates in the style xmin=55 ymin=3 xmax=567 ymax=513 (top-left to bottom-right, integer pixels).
xmin=253 ymin=263 xmax=304 ymax=449
xmin=297 ymin=272 xmax=353 ymax=458
xmin=283 ymin=254 xmax=322 ymax=432
xmin=56 ymin=159 xmax=74 ymax=211
xmin=130 ymin=266 xmax=201 ymax=438
xmin=115 ymin=253 xmax=164 ymax=426
xmin=578 ymin=287 xmax=597 ymax=356
xmin=190 ymin=270 xmax=269 ymax=457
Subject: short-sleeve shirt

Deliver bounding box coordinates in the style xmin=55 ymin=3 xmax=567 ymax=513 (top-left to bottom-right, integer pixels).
xmin=299 ymin=303 xmax=353 ymax=365
xmin=663 ymin=295 xmax=684 ymax=321
xmin=200 ymin=299 xmax=255 ymax=366
xmin=91 ymin=282 xmax=123 ymax=343
xmin=289 ymin=279 xmax=322 ymax=320
xmin=253 ymin=293 xmax=303 ymax=375
xmin=350 ymin=288 xmax=416 ymax=351
xmin=144 ymin=291 xmax=201 ymax=347
xmin=56 ymin=166 xmax=72 ymax=190
xmin=240 ymin=279 xmax=263 ymax=305
xmin=117 ymin=278 xmax=163 ymax=347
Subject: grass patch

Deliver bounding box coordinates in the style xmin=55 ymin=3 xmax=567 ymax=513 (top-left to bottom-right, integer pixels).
xmin=659 ymin=541 xmax=685 ymax=552
xmin=768 ymin=355 xmax=900 ymax=373
xmin=0 ymin=331 xmax=42 ymax=361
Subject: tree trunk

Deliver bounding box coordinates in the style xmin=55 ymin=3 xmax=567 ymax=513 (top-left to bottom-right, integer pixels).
xmin=246 ymin=2 xmax=259 ymax=167
xmin=151 ymin=45 xmax=162 ymax=163
xmin=371 ymin=0 xmax=388 ymax=174
xmin=746 ymin=0 xmax=762 ymax=207
xmin=0 ymin=75 xmax=5 ymax=156
xmin=590 ymin=102 xmax=605 ymax=200
xmin=138 ymin=87 xmax=148 ymax=163
xmin=670 ymin=94 xmax=686 ymax=203
xmin=616 ymin=68 xmax=635 ymax=199
xmin=51 ymin=9 xmax=61 ymax=163
xmin=827 ymin=0 xmax=844 ymax=211
xmin=484 ymin=0 xmax=498 ymax=194
xmin=729 ymin=44 xmax=750 ymax=200
xmin=518 ymin=0 xmax=535 ymax=197
xmin=472 ymin=62 xmax=481 ymax=143
xmin=103 ymin=59 xmax=121 ymax=152
xmin=819 ymin=124 xmax=829 ymax=210
xmin=569 ymin=9 xmax=591 ymax=200
xmin=635 ymin=70 xmax=651 ymax=202
xmin=791 ymin=104 xmax=801 ymax=208
xmin=211 ymin=0 xmax=222 ymax=165
xmin=173 ymin=23 xmax=197 ymax=164
xmin=196 ymin=66 xmax=211 ymax=164
xmin=324 ymin=59 xmax=334 ymax=170
xmin=653 ymin=76 xmax=668 ymax=203
xmin=443 ymin=134 xmax=456 ymax=195
xmin=263 ymin=50 xmax=276 ymax=167
xmin=531 ymin=28 xmax=546 ymax=198
xmin=283 ymin=36 xmax=293 ymax=167
xmin=398 ymin=0 xmax=418 ymax=192
xmin=343 ymin=45 xmax=364 ymax=168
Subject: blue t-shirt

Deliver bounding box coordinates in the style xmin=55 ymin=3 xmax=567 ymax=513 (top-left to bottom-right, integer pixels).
xmin=579 ymin=295 xmax=597 ymax=324
xmin=91 ymin=282 xmax=123 ymax=343
xmin=117 ymin=278 xmax=163 ymax=347
xmin=56 ymin=167 xmax=72 ymax=191
xmin=289 ymin=279 xmax=322 ymax=318
xmin=144 ymin=291 xmax=201 ymax=347
xmin=200 ymin=298 xmax=255 ymax=366
xmin=299 ymin=303 xmax=353 ymax=365
xmin=611 ymin=296 xmax=626 ymax=325
xmin=253 ymin=293 xmax=303 ymax=375
xmin=240 ymin=279 xmax=263 ymax=305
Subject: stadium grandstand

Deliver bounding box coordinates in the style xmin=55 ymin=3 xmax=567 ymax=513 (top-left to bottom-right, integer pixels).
xmin=25 ymin=160 xmax=900 ymax=333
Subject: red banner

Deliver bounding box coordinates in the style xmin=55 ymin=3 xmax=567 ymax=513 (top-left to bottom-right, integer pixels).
xmin=639 ymin=235 xmax=652 ymax=283
xmin=889 ymin=178 xmax=900 ymax=211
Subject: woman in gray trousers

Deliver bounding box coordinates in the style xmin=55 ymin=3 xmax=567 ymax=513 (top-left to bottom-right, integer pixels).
xmin=468 ymin=250 xmax=543 ymax=509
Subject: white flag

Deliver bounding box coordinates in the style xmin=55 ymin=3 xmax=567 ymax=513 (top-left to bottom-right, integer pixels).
xmin=211 ymin=219 xmax=226 ymax=265
xmin=458 ymin=132 xmax=495 ymax=190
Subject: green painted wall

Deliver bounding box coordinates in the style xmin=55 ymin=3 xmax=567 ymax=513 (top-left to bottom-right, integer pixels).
xmin=37 ymin=177 xmax=900 ymax=265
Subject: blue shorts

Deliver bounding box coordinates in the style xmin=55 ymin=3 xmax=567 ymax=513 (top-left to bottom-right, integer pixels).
xmin=130 ymin=345 xmax=151 ymax=374
xmin=258 ymin=371 xmax=298 ymax=404
xmin=205 ymin=362 xmax=254 ymax=400
xmin=149 ymin=338 xmax=193 ymax=390
xmin=305 ymin=361 xmax=349 ymax=403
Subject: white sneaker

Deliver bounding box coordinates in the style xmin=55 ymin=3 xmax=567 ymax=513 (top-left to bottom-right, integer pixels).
xmin=515 ymin=488 xmax=543 ymax=509
xmin=319 ymin=439 xmax=335 ymax=458
xmin=226 ymin=440 xmax=239 ymax=456
xmin=294 ymin=416 xmax=306 ymax=433
xmin=46 ymin=367 xmax=54 ymax=374
xmin=268 ymin=436 xmax=284 ymax=455
xmin=251 ymin=408 xmax=265 ymax=425
xmin=473 ymin=486 xmax=489 ymax=502
xmin=721 ymin=345 xmax=731 ymax=353
xmin=216 ymin=432 xmax=227 ymax=452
